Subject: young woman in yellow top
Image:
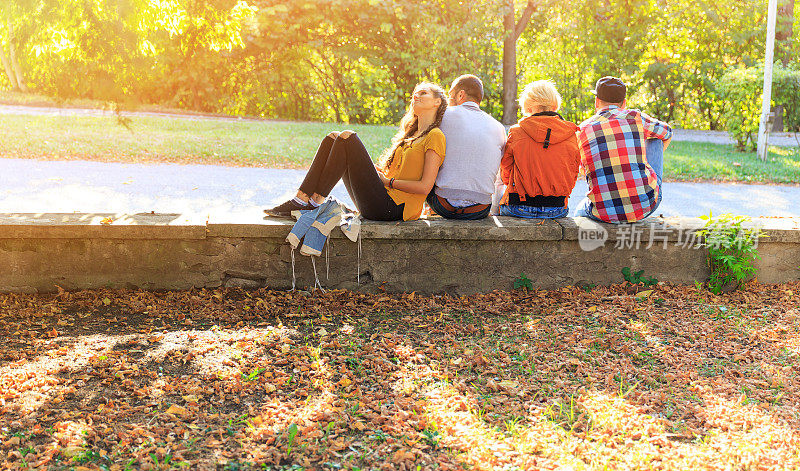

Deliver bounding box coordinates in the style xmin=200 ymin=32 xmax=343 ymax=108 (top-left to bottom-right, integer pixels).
xmin=265 ymin=82 xmax=447 ymax=221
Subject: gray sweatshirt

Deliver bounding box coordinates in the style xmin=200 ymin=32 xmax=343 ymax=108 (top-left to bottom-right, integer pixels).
xmin=434 ymin=102 xmax=507 ymax=205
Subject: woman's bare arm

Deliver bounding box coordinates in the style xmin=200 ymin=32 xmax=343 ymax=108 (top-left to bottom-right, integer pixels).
xmin=383 ymin=150 xmax=441 ymax=195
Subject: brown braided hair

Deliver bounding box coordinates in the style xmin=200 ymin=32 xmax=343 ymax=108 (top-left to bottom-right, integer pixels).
xmin=380 ymin=82 xmax=448 ymax=170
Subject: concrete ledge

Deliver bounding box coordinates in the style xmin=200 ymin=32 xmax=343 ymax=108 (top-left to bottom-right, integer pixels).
xmin=358 ymin=217 xmax=563 ymax=241
xmin=2 ymin=213 xmax=798 ymax=294
xmin=0 ymin=213 xmax=207 ymax=239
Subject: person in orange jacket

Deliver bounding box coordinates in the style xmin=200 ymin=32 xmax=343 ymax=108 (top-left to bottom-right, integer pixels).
xmin=498 ymin=80 xmax=580 ymax=219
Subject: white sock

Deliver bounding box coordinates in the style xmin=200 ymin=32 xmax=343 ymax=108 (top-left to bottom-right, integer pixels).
xmin=292 ymin=197 xmax=307 ymax=206
xmin=308 ymin=199 xmax=321 ymax=207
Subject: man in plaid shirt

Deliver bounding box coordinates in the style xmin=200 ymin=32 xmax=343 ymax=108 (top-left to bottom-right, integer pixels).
xmin=574 ymin=76 xmax=672 ymax=223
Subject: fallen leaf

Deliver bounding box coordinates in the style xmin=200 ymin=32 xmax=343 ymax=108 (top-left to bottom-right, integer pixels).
xmin=351 ymin=421 xmax=366 ymax=431
xmin=498 ymin=380 xmax=519 ymax=389
xmin=166 ymin=404 xmax=190 ymax=416
xmin=392 ymin=448 xmax=414 ymax=463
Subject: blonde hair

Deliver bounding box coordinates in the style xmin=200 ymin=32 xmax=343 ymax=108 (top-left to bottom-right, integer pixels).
xmin=519 ymin=80 xmax=562 ymax=116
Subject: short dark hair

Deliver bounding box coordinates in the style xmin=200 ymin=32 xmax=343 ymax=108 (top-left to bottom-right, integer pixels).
xmin=596 ymin=98 xmax=625 ymax=108
xmin=450 ymin=74 xmax=483 ymax=103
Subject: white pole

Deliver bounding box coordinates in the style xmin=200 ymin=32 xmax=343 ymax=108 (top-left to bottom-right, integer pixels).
xmin=757 ymin=0 xmax=778 ymax=161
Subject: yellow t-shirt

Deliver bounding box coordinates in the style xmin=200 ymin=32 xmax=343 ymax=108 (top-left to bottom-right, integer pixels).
xmin=385 ymin=128 xmax=446 ymax=221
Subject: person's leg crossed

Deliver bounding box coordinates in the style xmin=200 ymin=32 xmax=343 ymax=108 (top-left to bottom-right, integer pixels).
xmin=338 ymin=134 xmax=403 ymax=221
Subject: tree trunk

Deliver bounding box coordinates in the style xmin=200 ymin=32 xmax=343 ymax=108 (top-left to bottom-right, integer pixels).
xmin=776 ymin=0 xmax=794 ymax=66
xmin=7 ymin=21 xmax=26 ymax=92
xmin=0 ymin=21 xmax=18 ymax=90
xmin=502 ymin=1 xmax=517 ymax=125
xmin=0 ymin=44 xmax=18 ymax=90
xmin=501 ymin=0 xmax=536 ymax=125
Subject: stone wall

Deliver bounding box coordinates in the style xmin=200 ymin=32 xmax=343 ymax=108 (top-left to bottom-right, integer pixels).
xmin=1 ymin=213 xmax=798 ymax=294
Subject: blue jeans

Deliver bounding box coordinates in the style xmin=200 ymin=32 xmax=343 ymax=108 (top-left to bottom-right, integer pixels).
xmin=499 ymin=204 xmax=568 ymax=219
xmin=426 ymin=192 xmax=490 ymax=220
xmin=574 ymin=138 xmax=664 ymax=222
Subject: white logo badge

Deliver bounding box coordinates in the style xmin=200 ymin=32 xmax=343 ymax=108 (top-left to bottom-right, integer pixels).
xmin=577 ymin=220 xmax=608 ymax=251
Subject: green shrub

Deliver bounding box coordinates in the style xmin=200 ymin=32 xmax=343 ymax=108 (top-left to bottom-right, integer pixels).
xmin=696 ymin=212 xmax=764 ymax=294
xmin=716 ymin=65 xmax=800 ymax=150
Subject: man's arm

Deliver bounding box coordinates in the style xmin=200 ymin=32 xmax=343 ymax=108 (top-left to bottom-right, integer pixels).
xmin=641 ymin=112 xmax=672 ymax=151
xmin=576 ymin=129 xmax=592 ymax=178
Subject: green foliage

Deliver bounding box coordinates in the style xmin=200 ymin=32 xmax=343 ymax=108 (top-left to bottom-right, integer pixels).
xmin=621 ymin=267 xmax=657 ymax=287
xmin=696 ymin=212 xmax=764 ymax=294
xmin=1 ymin=0 xmax=256 ymax=109
xmin=580 ymin=283 xmax=597 ymax=292
xmin=149 ymin=450 xmax=178 ymax=468
xmin=717 ymin=65 xmax=800 ymax=150
xmin=285 ymin=423 xmax=299 ymax=455
xmin=514 ymin=273 xmax=532 ymax=291
xmin=0 ymin=0 xmax=796 ymax=128
xmin=72 ymin=449 xmax=102 ymax=463
xmin=421 ymin=427 xmax=441 ymax=449
xmin=243 ymin=367 xmax=265 ymax=381
xmin=519 ymin=0 xmax=773 ymax=128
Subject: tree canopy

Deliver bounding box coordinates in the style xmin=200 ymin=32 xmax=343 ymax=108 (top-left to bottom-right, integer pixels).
xmin=0 ymin=0 xmax=796 ymax=128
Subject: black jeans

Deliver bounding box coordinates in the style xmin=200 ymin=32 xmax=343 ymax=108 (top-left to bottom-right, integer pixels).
xmin=299 ymin=134 xmax=404 ymax=221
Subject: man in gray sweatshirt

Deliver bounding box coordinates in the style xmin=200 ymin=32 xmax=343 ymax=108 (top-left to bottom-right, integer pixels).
xmin=427 ymin=74 xmax=507 ymax=220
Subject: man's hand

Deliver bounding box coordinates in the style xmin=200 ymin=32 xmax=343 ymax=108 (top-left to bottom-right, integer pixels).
xmin=663 ymin=137 xmax=672 ymax=151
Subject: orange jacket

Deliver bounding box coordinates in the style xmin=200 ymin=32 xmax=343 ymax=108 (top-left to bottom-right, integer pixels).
xmin=500 ymin=112 xmax=580 ymax=205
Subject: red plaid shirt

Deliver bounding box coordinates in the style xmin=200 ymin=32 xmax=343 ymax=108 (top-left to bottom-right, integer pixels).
xmin=578 ymin=106 xmax=672 ymax=223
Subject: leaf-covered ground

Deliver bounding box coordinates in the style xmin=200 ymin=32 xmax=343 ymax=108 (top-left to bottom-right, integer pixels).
xmin=1 ymin=283 xmax=799 ymax=470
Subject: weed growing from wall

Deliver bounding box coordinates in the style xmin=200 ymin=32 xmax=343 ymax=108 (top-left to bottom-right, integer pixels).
xmin=696 ymin=212 xmax=764 ymax=294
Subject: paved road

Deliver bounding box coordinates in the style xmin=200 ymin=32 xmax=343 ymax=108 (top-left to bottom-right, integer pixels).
xmin=4 ymin=158 xmax=799 ymax=223
xmin=2 ymin=104 xmax=799 ymax=147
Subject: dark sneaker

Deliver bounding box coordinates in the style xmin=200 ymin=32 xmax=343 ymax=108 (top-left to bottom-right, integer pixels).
xmin=264 ymin=199 xmax=311 ymax=218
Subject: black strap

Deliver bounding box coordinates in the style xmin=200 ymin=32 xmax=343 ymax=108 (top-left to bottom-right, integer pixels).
xmin=543 ymin=128 xmax=552 ymax=149
xmin=506 ymin=193 xmax=565 ymax=208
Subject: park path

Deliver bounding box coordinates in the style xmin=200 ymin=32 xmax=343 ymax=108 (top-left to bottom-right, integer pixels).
xmin=4 ymin=158 xmax=800 ymax=224
xmin=2 ymin=103 xmax=799 ymax=147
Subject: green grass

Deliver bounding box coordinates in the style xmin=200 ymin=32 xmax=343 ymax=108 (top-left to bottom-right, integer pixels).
xmin=665 ymin=140 xmax=800 ymax=184
xmin=1 ymin=112 xmax=798 ymax=182
xmin=0 ymin=90 xmax=108 ymax=109
xmin=0 ymin=114 xmax=395 ymax=168
xmin=0 ymin=90 xmax=225 ymax=117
